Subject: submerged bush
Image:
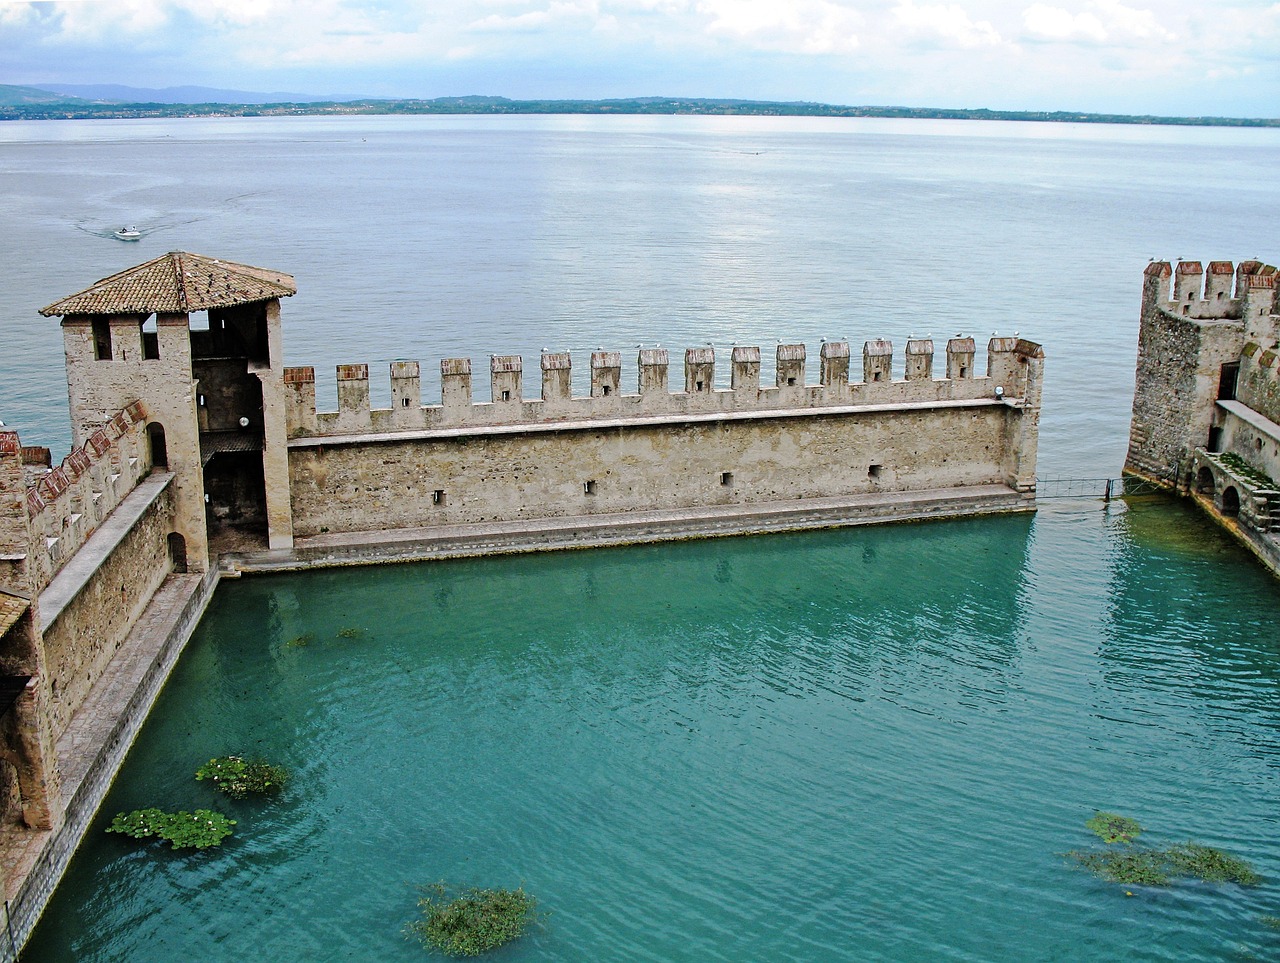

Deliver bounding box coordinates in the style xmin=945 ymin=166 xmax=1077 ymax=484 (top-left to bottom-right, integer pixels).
xmin=1086 ymin=811 xmax=1143 ymax=844
xmin=406 ymin=884 xmax=538 ymax=957
xmin=195 ymin=756 xmax=289 ymax=799
xmin=107 ymin=808 xmax=235 ymax=850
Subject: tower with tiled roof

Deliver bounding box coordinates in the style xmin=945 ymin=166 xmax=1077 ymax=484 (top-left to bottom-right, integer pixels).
xmin=40 ymin=252 xmax=299 ymax=563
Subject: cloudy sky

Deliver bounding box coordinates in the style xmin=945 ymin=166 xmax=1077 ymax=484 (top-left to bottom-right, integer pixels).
xmin=2 ymin=0 xmax=1277 ymax=115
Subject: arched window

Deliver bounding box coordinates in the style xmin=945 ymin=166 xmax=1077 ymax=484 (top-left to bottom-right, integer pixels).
xmin=146 ymin=422 xmax=168 ymax=468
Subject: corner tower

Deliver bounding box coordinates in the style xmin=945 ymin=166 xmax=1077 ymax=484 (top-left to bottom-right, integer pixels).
xmin=39 ymin=253 xmax=298 ymax=562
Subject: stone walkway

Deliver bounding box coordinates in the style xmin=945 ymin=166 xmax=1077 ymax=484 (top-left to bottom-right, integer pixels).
xmin=0 ymin=568 xmax=215 ymax=960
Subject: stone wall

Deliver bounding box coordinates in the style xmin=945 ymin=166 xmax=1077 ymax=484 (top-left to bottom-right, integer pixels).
xmin=284 ymin=338 xmax=1037 ymax=439
xmin=16 ymin=406 xmax=151 ymax=595
xmin=1237 ymin=343 xmax=1280 ymax=427
xmin=288 ymin=403 xmax=1022 ymax=538
xmin=39 ymin=482 xmax=175 ymax=739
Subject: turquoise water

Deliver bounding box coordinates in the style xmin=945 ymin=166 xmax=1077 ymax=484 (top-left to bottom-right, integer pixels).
xmin=26 ymin=497 xmax=1280 ymax=961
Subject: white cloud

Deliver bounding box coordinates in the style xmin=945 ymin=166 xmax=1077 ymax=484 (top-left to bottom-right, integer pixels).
xmin=696 ymin=0 xmax=861 ymax=54
xmin=1023 ymin=0 xmax=1174 ymax=44
xmin=892 ymin=1 xmax=1001 ymax=47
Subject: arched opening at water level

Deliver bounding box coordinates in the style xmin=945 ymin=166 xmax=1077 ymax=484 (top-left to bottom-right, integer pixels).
xmin=1221 ymin=486 xmax=1241 ymax=517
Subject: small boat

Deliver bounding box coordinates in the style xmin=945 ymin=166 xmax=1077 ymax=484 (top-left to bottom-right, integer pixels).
xmin=113 ymin=226 xmax=141 ymax=241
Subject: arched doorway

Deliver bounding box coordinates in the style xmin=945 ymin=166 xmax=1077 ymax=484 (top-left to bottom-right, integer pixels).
xmin=1221 ymin=486 xmax=1241 ymax=517
xmin=1196 ymin=467 xmax=1215 ymax=494
xmin=146 ymin=422 xmax=168 ymax=468
xmin=167 ymin=532 xmax=187 ymax=573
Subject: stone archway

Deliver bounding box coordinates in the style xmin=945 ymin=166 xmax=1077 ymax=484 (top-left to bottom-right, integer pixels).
xmin=1221 ymin=486 xmax=1241 ymax=517
xmin=1196 ymin=466 xmax=1216 ymax=494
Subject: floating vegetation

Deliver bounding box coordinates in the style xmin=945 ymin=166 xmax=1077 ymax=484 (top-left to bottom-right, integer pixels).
xmin=107 ymin=808 xmax=235 ymax=850
xmin=1166 ymin=842 xmax=1260 ymax=885
xmin=285 ymin=633 xmax=314 ymax=648
xmin=1086 ymin=811 xmax=1143 ymax=844
xmin=1260 ymin=915 xmax=1280 ymax=930
xmin=1067 ymin=849 xmax=1170 ymax=885
xmin=405 ymin=884 xmax=538 ymax=957
xmin=1068 ymin=813 xmax=1260 ymax=888
xmin=336 ymin=626 xmax=363 ymax=639
xmin=195 ymin=756 xmax=289 ymax=799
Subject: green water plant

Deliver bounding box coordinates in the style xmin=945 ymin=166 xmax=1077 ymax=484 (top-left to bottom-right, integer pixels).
xmin=336 ymin=626 xmax=363 ymax=639
xmin=1069 ymin=813 xmax=1260 ymax=887
xmin=195 ymin=756 xmax=289 ymax=799
xmin=285 ymin=633 xmax=313 ymax=648
xmin=405 ymin=884 xmax=538 ymax=957
xmin=107 ymin=808 xmax=235 ymax=849
xmin=1067 ymin=848 xmax=1170 ymax=885
xmin=1086 ymin=811 xmax=1143 ymax=844
xmin=1166 ymin=842 xmax=1260 ymax=885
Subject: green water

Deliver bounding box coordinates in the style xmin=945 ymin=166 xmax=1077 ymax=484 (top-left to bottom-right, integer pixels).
xmin=25 ymin=499 xmax=1280 ymax=962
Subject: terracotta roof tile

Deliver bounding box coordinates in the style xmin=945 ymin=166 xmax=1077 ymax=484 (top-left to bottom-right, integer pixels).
xmin=40 ymin=252 xmax=296 ymax=317
xmin=0 ymin=590 xmax=29 ymax=638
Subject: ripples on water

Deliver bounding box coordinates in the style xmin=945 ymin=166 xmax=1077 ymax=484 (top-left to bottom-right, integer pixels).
xmin=26 ymin=501 xmax=1280 ymax=962
xmin=8 ymin=117 xmax=1280 ymax=960
xmin=2 ymin=116 xmax=1280 ymax=479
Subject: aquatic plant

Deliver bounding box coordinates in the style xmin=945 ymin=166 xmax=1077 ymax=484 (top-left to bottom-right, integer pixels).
xmin=1086 ymin=811 xmax=1143 ymax=844
xmin=336 ymin=626 xmax=363 ymax=639
xmin=195 ymin=756 xmax=289 ymax=799
xmin=1166 ymin=842 xmax=1260 ymax=885
xmin=1068 ymin=813 xmax=1260 ymax=887
xmin=405 ymin=884 xmax=538 ymax=957
xmin=1260 ymin=915 xmax=1280 ymax=930
xmin=107 ymin=808 xmax=235 ymax=849
xmin=285 ymin=633 xmax=313 ymax=648
xmin=1067 ymin=849 xmax=1170 ymax=885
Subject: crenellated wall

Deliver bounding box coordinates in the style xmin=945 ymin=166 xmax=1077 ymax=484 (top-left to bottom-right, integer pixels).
xmin=10 ymin=403 xmax=151 ymax=595
xmin=281 ymin=337 xmax=1044 ymax=541
xmin=284 ymin=338 xmax=1034 ymax=439
xmin=1127 ymin=259 xmax=1279 ymax=484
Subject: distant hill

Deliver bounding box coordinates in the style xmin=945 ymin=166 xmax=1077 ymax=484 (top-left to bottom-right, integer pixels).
xmin=30 ymin=83 xmax=355 ymax=105
xmin=1 ymin=86 xmax=1276 ymax=128
xmin=0 ymin=84 xmax=93 ymax=107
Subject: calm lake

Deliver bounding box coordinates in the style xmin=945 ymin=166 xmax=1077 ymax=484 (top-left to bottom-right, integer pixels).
xmin=5 ymin=115 xmax=1280 ymax=960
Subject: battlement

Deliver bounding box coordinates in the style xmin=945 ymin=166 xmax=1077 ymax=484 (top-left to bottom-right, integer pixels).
xmin=284 ymin=337 xmax=1042 ymax=440
xmin=0 ymin=402 xmax=151 ymax=592
xmin=1144 ymin=259 xmax=1279 ymax=323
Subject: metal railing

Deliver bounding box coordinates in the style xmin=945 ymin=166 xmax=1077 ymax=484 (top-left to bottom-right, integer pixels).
xmin=1034 ymin=476 xmax=1167 ymax=500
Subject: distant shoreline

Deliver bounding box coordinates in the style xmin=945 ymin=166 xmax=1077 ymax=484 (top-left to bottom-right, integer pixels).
xmin=2 ymin=95 xmax=1278 ymax=128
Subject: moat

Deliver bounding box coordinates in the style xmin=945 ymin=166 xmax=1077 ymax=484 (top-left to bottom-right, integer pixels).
xmin=26 ymin=500 xmax=1280 ymax=962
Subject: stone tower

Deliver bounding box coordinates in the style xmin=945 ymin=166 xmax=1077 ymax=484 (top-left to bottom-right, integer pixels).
xmin=39 ymin=253 xmax=298 ymax=563
xmin=1126 ymin=260 xmax=1278 ymax=485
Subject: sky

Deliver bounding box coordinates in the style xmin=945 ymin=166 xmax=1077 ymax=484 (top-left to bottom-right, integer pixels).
xmin=1 ymin=0 xmax=1278 ymax=115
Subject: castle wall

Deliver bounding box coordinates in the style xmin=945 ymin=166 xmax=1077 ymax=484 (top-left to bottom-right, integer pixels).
xmin=19 ymin=407 xmax=151 ymax=595
xmin=39 ymin=481 xmax=175 ymax=740
xmin=287 ymin=404 xmax=1018 ymax=538
xmin=282 ymin=338 xmax=1041 ymax=542
xmin=1237 ymin=342 xmax=1280 ymax=427
xmin=1126 ymin=263 xmax=1245 ymax=483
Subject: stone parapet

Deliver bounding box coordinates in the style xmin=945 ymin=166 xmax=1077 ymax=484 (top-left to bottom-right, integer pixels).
xmin=0 ymin=405 xmax=151 ymax=595
xmin=284 ymin=337 xmax=1042 ymax=440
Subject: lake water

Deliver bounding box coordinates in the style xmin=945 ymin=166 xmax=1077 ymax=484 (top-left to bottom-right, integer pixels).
xmin=6 ymin=116 xmax=1280 ymax=961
